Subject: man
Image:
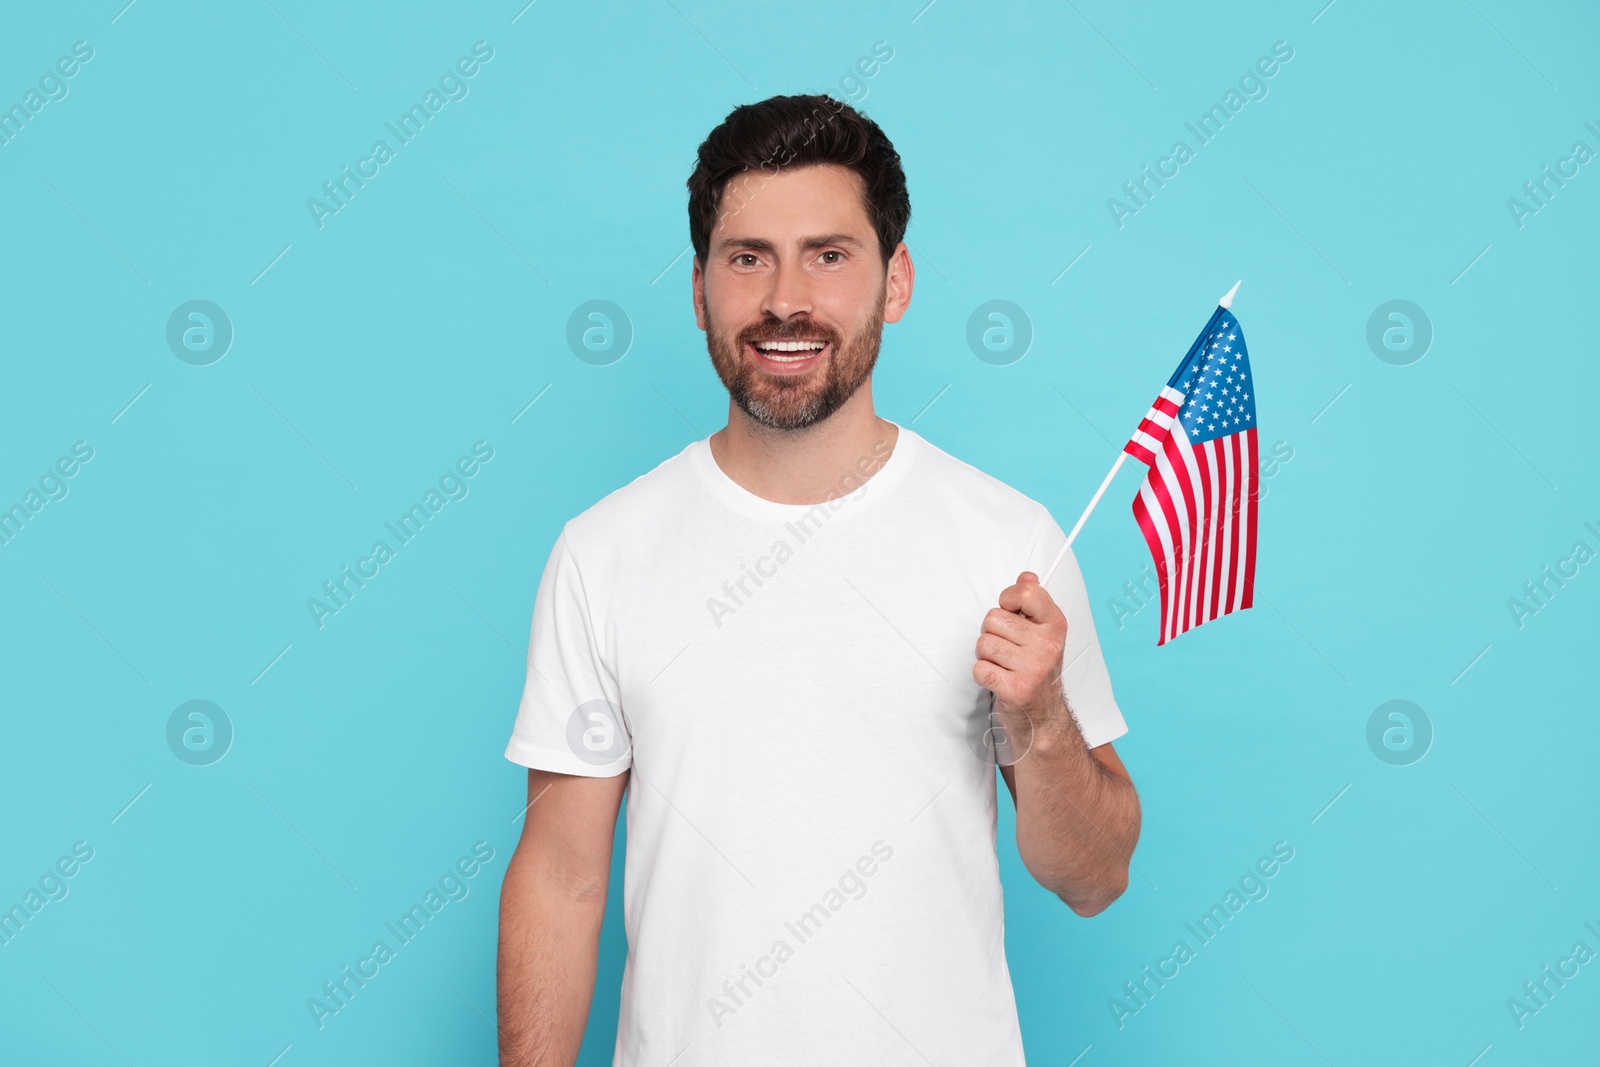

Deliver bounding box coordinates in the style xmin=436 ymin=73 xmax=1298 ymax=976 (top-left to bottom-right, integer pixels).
xmin=498 ymin=94 xmax=1140 ymax=1066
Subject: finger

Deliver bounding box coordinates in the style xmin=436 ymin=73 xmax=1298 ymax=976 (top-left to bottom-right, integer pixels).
xmin=980 ymin=606 xmax=1030 ymax=642
xmin=998 ymin=579 xmax=1063 ymax=624
xmin=973 ymin=658 xmax=1023 ymax=699
xmin=975 ymin=632 xmax=1030 ymax=672
xmin=973 ymin=657 xmax=1038 ymax=709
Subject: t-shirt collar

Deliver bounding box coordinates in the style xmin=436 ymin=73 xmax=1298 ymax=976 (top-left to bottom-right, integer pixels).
xmin=691 ymin=420 xmax=919 ymax=524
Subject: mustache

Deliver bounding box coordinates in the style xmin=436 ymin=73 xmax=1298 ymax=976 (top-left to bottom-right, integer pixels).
xmin=740 ymin=319 xmax=839 ymax=345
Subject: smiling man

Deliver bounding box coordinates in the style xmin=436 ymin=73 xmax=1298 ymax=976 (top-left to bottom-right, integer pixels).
xmin=497 ymin=94 xmax=1141 ymax=1066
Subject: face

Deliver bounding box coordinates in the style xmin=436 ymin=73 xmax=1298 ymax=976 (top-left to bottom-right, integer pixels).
xmin=693 ymin=163 xmax=911 ymax=432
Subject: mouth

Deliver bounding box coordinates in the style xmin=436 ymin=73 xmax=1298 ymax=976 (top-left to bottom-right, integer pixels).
xmin=746 ymin=338 xmax=830 ymax=374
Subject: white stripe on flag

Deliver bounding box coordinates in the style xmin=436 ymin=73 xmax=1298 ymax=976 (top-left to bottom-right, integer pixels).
xmin=1129 ymin=428 xmax=1164 ymax=456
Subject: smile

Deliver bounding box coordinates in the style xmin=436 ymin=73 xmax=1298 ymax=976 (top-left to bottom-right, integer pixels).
xmin=747 ymin=339 xmax=829 ymax=371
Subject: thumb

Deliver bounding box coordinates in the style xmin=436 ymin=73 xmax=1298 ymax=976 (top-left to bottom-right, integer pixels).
xmin=1018 ymin=571 xmax=1039 ymax=585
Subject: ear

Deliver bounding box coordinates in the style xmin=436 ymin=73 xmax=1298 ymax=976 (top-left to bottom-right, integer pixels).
xmin=691 ymin=256 xmax=707 ymax=332
xmin=882 ymin=241 xmax=914 ymax=325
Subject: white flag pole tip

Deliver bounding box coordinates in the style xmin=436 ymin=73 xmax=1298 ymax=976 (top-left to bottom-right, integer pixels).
xmin=1218 ymin=279 xmax=1242 ymax=308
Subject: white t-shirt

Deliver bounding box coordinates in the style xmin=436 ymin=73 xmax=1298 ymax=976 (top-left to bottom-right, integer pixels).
xmin=505 ymin=421 xmax=1128 ymax=1066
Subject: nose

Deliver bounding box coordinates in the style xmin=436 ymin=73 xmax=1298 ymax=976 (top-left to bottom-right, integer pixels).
xmin=762 ymin=258 xmax=814 ymax=324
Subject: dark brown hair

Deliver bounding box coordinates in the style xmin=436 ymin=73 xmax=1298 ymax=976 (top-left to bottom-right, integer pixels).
xmin=687 ymin=94 xmax=911 ymax=268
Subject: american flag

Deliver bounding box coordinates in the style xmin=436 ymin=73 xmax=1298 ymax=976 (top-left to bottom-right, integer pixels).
xmin=1123 ymin=305 xmax=1258 ymax=644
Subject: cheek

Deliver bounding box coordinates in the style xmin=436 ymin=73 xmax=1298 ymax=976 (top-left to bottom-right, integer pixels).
xmin=832 ymin=299 xmax=883 ymax=348
xmin=830 ymin=275 xmax=887 ymax=329
xmin=705 ymin=276 xmax=760 ymax=329
xmin=711 ymin=303 xmax=749 ymax=344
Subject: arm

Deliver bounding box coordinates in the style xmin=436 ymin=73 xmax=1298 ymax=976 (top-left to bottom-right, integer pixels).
xmin=977 ymin=571 xmax=1141 ymax=916
xmin=997 ymin=733 xmax=1140 ymax=916
xmin=497 ymin=767 xmax=628 ymax=1066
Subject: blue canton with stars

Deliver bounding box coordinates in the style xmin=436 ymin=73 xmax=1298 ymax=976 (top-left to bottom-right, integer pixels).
xmin=1167 ymin=308 xmax=1255 ymax=445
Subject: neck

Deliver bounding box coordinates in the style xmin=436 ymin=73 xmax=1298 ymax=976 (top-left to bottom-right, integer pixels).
xmin=707 ymin=384 xmax=899 ymax=506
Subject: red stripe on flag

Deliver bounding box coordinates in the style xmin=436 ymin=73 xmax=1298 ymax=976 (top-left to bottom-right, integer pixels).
xmin=1124 ymin=440 xmax=1158 ymax=466
xmin=1241 ymin=428 xmax=1258 ymax=608
xmin=1130 ymin=490 xmax=1172 ymax=646
xmin=1225 ymin=431 xmax=1244 ymax=615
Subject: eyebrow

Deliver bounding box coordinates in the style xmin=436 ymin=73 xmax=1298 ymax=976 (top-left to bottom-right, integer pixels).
xmin=712 ymin=232 xmax=865 ymax=255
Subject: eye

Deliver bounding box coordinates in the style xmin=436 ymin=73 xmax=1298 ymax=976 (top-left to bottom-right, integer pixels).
xmin=819 ymin=250 xmax=843 ymax=264
xmin=733 ymin=253 xmax=761 ymax=267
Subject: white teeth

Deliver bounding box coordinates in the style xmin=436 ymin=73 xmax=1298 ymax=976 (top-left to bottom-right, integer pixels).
xmin=755 ymin=341 xmax=826 ymax=352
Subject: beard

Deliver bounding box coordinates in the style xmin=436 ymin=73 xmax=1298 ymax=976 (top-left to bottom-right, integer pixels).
xmin=703 ymin=282 xmax=886 ymax=432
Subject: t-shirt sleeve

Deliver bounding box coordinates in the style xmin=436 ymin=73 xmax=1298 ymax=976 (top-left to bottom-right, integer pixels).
xmin=1029 ymin=505 xmax=1129 ymax=749
xmin=503 ymin=525 xmax=632 ymax=777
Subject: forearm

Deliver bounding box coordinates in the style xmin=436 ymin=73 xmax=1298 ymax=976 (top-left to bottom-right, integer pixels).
xmin=496 ymin=847 xmax=609 ymax=1066
xmin=1009 ymin=703 xmax=1140 ymax=915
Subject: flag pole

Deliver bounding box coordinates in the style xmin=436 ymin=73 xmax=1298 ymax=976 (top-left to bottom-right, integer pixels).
xmin=1038 ymin=280 xmax=1241 ymax=586
xmin=1039 ymin=453 xmax=1126 ymax=584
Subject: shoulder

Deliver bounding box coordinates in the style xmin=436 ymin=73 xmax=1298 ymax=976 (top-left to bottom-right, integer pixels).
xmin=562 ymin=438 xmax=700 ymax=552
xmin=904 ymin=428 xmax=1052 ymax=535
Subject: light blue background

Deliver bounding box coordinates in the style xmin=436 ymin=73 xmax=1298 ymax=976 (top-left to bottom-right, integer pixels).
xmin=3 ymin=1 xmax=1596 ymax=1064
